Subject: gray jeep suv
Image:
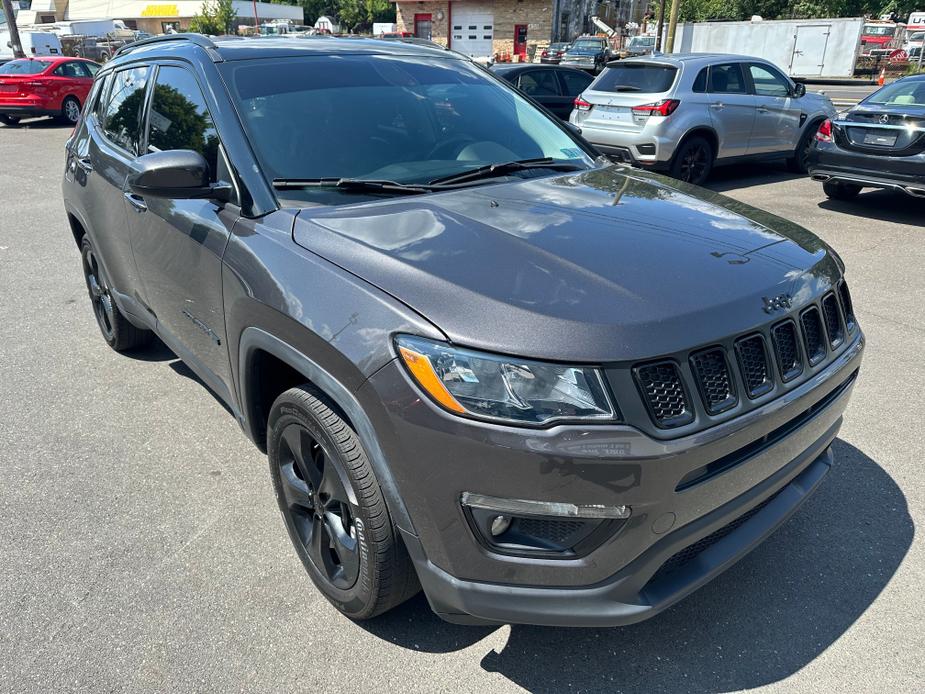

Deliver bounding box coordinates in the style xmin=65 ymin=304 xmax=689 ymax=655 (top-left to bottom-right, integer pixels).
xmin=572 ymin=54 xmax=836 ymax=184
xmin=62 ymin=35 xmax=863 ymax=627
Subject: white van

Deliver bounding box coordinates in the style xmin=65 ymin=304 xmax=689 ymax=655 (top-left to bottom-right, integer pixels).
xmin=0 ymin=31 xmax=63 ymax=62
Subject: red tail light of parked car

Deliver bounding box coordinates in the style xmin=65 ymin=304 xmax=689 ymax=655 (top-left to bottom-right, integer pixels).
xmin=816 ymin=119 xmax=833 ymax=143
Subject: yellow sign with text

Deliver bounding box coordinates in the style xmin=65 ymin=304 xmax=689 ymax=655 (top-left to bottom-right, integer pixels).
xmin=141 ymin=4 xmax=179 ymax=17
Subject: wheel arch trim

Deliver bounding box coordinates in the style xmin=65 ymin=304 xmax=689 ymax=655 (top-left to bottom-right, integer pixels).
xmin=237 ymin=326 xmax=416 ymax=533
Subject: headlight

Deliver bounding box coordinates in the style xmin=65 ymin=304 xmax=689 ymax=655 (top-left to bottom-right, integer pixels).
xmin=395 ymin=335 xmax=618 ymax=425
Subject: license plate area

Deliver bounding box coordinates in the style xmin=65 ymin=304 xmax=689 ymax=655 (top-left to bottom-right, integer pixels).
xmin=0 ymin=84 xmax=16 ymax=93
xmin=597 ymin=105 xmax=633 ymax=123
xmin=861 ymin=131 xmax=897 ymax=146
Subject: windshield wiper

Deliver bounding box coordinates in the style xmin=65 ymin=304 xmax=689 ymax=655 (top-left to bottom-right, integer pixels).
xmin=272 ymin=177 xmax=435 ymax=195
xmin=428 ymin=158 xmax=584 ymax=186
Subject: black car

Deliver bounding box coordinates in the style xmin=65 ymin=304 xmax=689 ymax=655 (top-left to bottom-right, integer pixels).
xmin=809 ymin=74 xmax=925 ymax=199
xmin=540 ymin=42 xmax=571 ymax=64
xmin=560 ymin=36 xmax=613 ymax=73
xmin=490 ymin=63 xmax=593 ymax=119
xmin=63 ymin=34 xmax=863 ymax=628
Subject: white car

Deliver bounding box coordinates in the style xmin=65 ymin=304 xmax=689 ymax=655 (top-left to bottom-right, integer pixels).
xmin=902 ymin=31 xmax=924 ymax=55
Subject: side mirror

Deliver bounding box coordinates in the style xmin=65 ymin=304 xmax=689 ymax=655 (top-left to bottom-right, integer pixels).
xmin=564 ymin=122 xmax=583 ymax=136
xmin=792 ymin=82 xmax=806 ymax=97
xmin=127 ymin=150 xmax=232 ymax=201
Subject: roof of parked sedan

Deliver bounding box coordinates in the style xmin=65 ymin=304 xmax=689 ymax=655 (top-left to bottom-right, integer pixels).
xmin=116 ymin=34 xmax=458 ymax=62
xmin=623 ymin=53 xmax=764 ymax=64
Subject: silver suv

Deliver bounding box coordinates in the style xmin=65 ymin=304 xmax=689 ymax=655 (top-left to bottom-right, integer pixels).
xmin=570 ymin=54 xmax=836 ymax=184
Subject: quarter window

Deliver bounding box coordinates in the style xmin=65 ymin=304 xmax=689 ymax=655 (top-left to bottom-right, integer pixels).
xmin=748 ymin=64 xmax=791 ymax=97
xmin=101 ymin=66 xmax=150 ymax=155
xmin=708 ymin=63 xmax=747 ymax=94
xmin=146 ymin=66 xmax=220 ymax=181
xmin=692 ymin=67 xmax=708 ymax=93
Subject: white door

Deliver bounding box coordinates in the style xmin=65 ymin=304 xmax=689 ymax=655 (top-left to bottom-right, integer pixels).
xmin=790 ymin=25 xmax=830 ymax=76
xmin=452 ymin=7 xmax=494 ymax=59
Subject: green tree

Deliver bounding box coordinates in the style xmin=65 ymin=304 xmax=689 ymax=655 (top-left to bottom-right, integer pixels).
xmin=190 ymin=0 xmax=237 ymax=36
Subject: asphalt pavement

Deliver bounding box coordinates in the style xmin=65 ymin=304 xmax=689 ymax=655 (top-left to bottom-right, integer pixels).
xmin=0 ymin=121 xmax=922 ymax=693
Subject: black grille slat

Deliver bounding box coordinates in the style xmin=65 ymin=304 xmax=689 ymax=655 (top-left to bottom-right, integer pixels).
xmin=634 ymin=361 xmax=694 ymax=428
xmin=822 ymin=293 xmax=844 ymax=348
xmin=838 ymin=281 xmax=856 ymax=333
xmin=772 ymin=320 xmax=803 ymax=382
xmin=689 ymin=348 xmax=737 ymax=415
xmin=800 ymin=307 xmax=827 ymax=366
xmin=516 ymin=518 xmax=585 ymax=545
xmin=734 ymin=334 xmax=774 ymax=399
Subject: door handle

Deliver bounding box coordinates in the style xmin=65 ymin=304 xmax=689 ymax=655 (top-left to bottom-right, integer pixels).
xmin=124 ymin=191 xmax=147 ymax=213
xmin=710 ymin=102 xmax=725 ymax=109
xmin=756 ymin=106 xmax=770 ymax=113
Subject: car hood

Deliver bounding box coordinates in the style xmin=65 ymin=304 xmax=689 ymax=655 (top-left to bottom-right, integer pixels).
xmin=292 ymin=166 xmax=842 ymax=362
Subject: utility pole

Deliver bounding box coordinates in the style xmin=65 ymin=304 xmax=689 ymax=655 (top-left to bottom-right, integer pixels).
xmin=666 ymin=0 xmax=680 ymax=53
xmin=2 ymin=0 xmax=25 ymax=59
xmin=654 ymin=0 xmax=666 ymax=51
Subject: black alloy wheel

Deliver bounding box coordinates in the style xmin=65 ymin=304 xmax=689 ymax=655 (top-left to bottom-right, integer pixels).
xmin=671 ymin=136 xmax=714 ymax=186
xmin=82 ymin=242 xmax=116 ymax=343
xmin=787 ymin=123 xmax=817 ymax=173
xmin=277 ymin=424 xmax=360 ymax=590
xmin=61 ymin=96 xmax=81 ymax=124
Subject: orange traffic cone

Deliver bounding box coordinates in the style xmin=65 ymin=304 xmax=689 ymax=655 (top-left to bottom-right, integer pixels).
xmin=877 ymin=67 xmax=886 ymax=86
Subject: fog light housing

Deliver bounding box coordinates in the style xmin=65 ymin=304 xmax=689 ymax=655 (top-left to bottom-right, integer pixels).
xmin=461 ymin=492 xmax=630 ymax=559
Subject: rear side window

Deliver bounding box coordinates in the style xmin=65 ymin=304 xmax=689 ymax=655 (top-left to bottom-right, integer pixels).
xmin=709 ymin=63 xmax=747 ymax=94
xmin=592 ymin=64 xmax=677 ymax=93
xmin=54 ymin=61 xmax=89 ymax=78
xmin=518 ymin=70 xmax=560 ymax=96
xmin=102 ymin=66 xmax=150 ymax=155
xmin=146 ymin=66 xmax=220 ymax=180
xmin=692 ymin=67 xmax=708 ymax=93
xmin=559 ymin=70 xmax=593 ymax=96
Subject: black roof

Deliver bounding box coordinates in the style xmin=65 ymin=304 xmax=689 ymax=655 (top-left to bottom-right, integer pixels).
xmin=113 ymin=33 xmax=457 ymax=63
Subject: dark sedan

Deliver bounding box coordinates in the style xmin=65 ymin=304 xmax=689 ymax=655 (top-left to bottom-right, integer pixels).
xmin=490 ymin=64 xmax=594 ymax=120
xmin=809 ymin=74 xmax=925 ymax=199
xmin=540 ymin=42 xmax=571 ymax=64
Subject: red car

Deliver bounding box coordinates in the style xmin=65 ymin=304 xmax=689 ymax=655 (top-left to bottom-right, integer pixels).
xmin=0 ymin=56 xmax=100 ymax=126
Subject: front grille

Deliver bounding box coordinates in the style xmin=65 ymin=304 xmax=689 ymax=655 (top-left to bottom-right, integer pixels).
xmin=734 ymin=334 xmax=774 ymax=399
xmin=822 ymin=293 xmax=844 ymax=348
xmin=623 ymin=281 xmax=857 ymax=431
xmin=516 ymin=518 xmax=585 ymax=545
xmin=633 ymin=361 xmax=693 ymax=428
xmin=689 ymin=348 xmax=737 ymax=414
xmin=772 ymin=320 xmax=803 ymax=382
xmin=838 ymin=281 xmax=856 ymax=333
xmin=800 ymin=307 xmax=827 ymax=366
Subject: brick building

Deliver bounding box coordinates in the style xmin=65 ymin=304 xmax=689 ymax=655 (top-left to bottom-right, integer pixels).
xmin=392 ymin=1 xmax=651 ymax=60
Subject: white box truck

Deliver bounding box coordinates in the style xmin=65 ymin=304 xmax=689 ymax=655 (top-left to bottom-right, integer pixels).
xmin=0 ymin=31 xmax=63 ymax=62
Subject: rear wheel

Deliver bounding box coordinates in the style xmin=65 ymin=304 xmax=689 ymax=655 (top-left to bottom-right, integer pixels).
xmin=80 ymin=238 xmax=152 ymax=351
xmin=60 ymin=96 xmax=81 ymax=125
xmin=670 ymin=136 xmax=715 ymax=186
xmin=822 ymin=180 xmax=862 ymax=200
xmin=0 ymin=114 xmax=20 ymax=127
xmin=268 ymin=386 xmax=419 ymax=620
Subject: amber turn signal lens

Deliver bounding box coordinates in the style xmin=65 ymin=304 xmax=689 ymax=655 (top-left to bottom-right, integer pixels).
xmin=398 ymin=346 xmax=466 ymax=413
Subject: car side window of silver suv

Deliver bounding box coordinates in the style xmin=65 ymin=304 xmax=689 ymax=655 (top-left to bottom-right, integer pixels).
xmin=708 ymin=63 xmax=748 ymax=94
xmin=748 ymin=63 xmax=791 ymax=98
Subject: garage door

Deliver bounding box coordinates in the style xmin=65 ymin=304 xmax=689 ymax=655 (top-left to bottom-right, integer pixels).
xmin=452 ymin=6 xmax=494 ymax=58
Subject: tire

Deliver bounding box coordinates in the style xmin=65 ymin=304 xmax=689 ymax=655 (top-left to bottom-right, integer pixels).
xmin=80 ymin=237 xmax=152 ymax=351
xmin=60 ymin=96 xmax=81 ymax=125
xmin=0 ymin=114 xmax=20 ymax=127
xmin=268 ymin=386 xmax=419 ymax=620
xmin=669 ymin=136 xmax=715 ymax=186
xmin=822 ymin=180 xmax=862 ymax=200
xmin=787 ymin=122 xmax=818 ymax=173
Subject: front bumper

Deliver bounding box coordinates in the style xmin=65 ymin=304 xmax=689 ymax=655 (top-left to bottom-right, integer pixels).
xmin=360 ymin=332 xmax=863 ymax=626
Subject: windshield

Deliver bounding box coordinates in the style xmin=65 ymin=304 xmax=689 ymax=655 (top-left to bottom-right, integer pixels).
xmin=592 ymin=63 xmax=677 ymax=93
xmin=220 ymin=55 xmax=593 ymax=201
xmin=0 ymin=59 xmax=48 ymax=75
xmin=570 ymin=40 xmax=604 ymax=51
xmin=865 ymin=79 xmax=925 ymax=107
xmin=628 ymin=36 xmax=654 ymax=48
xmin=863 ymin=25 xmax=895 ymax=36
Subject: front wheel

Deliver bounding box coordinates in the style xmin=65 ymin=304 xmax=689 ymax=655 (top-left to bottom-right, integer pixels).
xmin=268 ymin=386 xmax=419 ymax=620
xmin=670 ymin=136 xmax=715 ymax=186
xmin=822 ymin=180 xmax=862 ymax=200
xmin=787 ymin=123 xmax=818 ymax=173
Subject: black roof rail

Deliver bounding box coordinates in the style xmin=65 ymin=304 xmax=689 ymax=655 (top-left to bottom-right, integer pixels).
xmin=113 ymin=33 xmax=222 ymax=60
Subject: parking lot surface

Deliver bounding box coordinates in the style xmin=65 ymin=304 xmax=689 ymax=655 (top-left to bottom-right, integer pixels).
xmin=1 ymin=122 xmax=922 ymax=693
